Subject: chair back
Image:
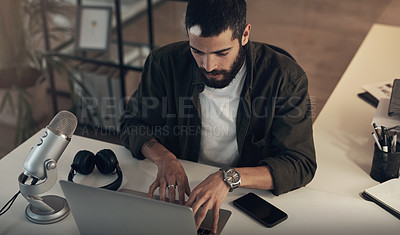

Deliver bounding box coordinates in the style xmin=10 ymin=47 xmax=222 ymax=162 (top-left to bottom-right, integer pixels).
xmin=267 ymin=44 xmax=296 ymax=62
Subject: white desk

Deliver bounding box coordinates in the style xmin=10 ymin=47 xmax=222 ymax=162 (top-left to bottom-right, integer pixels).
xmin=1 ymin=133 xmax=398 ymax=235
xmin=308 ymin=23 xmax=400 ymax=197
xmin=1 ymin=24 xmax=400 ymax=234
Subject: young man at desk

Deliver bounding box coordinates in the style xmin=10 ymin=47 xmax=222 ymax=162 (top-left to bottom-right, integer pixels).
xmin=120 ymin=0 xmax=316 ymax=233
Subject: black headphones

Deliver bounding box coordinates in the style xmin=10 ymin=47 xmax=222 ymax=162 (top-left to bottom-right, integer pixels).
xmin=68 ymin=149 xmax=123 ymax=191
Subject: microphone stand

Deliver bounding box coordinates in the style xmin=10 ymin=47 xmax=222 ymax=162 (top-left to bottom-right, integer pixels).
xmin=18 ymin=159 xmax=69 ymax=224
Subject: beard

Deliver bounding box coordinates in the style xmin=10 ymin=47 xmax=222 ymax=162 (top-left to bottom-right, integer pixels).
xmin=200 ymin=46 xmax=246 ymax=89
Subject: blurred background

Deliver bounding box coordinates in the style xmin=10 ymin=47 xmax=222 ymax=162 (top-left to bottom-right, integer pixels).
xmin=0 ymin=0 xmax=399 ymax=159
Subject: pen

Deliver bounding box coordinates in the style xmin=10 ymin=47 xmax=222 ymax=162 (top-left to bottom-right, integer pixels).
xmin=372 ymin=132 xmax=383 ymax=151
xmin=381 ymin=127 xmax=388 ymax=153
xmin=372 ymin=123 xmax=381 ymax=141
xmin=392 ymin=132 xmax=397 ymax=153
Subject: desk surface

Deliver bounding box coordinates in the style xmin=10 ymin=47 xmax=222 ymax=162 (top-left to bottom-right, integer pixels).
xmin=1 ymin=24 xmax=400 ymax=234
xmin=1 ymin=133 xmax=398 ymax=235
xmin=308 ymin=23 xmax=400 ymax=197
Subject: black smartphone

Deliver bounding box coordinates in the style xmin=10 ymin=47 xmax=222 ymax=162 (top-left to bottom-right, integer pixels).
xmin=233 ymin=192 xmax=288 ymax=228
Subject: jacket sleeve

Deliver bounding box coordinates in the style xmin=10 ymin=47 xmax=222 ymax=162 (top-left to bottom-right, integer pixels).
xmin=120 ymin=51 xmax=167 ymax=159
xmin=261 ymin=72 xmax=317 ymax=195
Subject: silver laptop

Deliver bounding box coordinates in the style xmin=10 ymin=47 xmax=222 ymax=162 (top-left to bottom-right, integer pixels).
xmin=60 ymin=180 xmax=231 ymax=235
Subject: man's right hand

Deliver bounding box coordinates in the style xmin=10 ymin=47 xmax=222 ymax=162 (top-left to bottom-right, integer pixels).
xmin=141 ymin=139 xmax=191 ymax=203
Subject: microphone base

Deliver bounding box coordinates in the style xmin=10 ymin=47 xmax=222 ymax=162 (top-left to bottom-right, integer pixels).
xmin=25 ymin=195 xmax=70 ymax=224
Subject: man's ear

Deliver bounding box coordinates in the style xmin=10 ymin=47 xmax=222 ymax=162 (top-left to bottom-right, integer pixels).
xmin=241 ymin=24 xmax=251 ymax=46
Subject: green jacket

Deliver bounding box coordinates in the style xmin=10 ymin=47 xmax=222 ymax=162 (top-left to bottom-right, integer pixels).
xmin=120 ymin=41 xmax=316 ymax=195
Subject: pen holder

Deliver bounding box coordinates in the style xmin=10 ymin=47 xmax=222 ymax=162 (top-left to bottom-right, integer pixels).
xmin=370 ymin=144 xmax=400 ymax=183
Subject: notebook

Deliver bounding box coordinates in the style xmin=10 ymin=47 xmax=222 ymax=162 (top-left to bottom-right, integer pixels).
xmin=60 ymin=180 xmax=231 ymax=235
xmin=361 ymin=178 xmax=400 ymax=219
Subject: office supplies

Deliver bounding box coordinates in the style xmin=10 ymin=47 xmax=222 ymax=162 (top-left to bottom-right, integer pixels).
xmin=372 ymin=99 xmax=400 ymax=129
xmin=372 ymin=123 xmax=381 ymax=141
xmin=359 ymin=80 xmax=393 ymax=107
xmin=392 ymin=132 xmax=397 ymax=153
xmin=388 ymin=79 xmax=400 ymax=117
xmin=358 ymin=92 xmax=378 ymax=107
xmin=370 ymin=140 xmax=400 ymax=183
xmin=381 ymin=127 xmax=388 ymax=153
xmin=372 ymin=132 xmax=382 ymax=151
xmin=362 ymin=179 xmax=400 ymax=219
xmin=60 ymin=180 xmax=231 ymax=235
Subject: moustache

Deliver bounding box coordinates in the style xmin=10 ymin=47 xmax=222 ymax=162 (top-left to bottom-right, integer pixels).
xmin=200 ymin=68 xmax=228 ymax=76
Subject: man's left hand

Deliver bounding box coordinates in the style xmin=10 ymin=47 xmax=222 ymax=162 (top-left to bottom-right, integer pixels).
xmin=185 ymin=171 xmax=230 ymax=234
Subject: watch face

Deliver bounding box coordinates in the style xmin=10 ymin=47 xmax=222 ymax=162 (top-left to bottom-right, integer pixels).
xmin=226 ymin=169 xmax=239 ymax=184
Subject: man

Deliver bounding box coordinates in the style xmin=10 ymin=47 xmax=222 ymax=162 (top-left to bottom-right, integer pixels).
xmin=120 ymin=0 xmax=316 ymax=233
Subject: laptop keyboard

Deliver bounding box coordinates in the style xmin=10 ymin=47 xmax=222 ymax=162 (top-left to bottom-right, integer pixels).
xmin=118 ymin=189 xmax=221 ymax=234
xmin=197 ymin=228 xmax=212 ymax=235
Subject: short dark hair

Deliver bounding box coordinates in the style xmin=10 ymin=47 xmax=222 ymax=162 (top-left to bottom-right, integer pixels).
xmin=185 ymin=0 xmax=247 ymax=41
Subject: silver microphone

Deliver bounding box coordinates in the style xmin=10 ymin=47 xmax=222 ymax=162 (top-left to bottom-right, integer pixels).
xmin=23 ymin=110 xmax=78 ymax=180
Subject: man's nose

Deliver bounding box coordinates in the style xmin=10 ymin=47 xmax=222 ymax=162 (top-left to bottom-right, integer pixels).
xmin=202 ymin=54 xmax=217 ymax=72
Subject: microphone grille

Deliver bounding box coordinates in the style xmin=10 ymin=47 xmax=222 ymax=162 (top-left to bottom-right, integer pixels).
xmin=47 ymin=110 xmax=78 ymax=138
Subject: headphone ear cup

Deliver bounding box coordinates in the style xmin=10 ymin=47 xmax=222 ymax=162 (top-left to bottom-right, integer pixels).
xmin=72 ymin=150 xmax=96 ymax=175
xmin=95 ymin=149 xmax=117 ymax=174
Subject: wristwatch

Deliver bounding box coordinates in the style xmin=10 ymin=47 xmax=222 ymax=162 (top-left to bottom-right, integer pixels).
xmin=220 ymin=168 xmax=241 ymax=192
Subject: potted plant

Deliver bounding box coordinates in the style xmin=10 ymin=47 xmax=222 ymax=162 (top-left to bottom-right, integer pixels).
xmin=0 ymin=0 xmax=73 ymax=145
